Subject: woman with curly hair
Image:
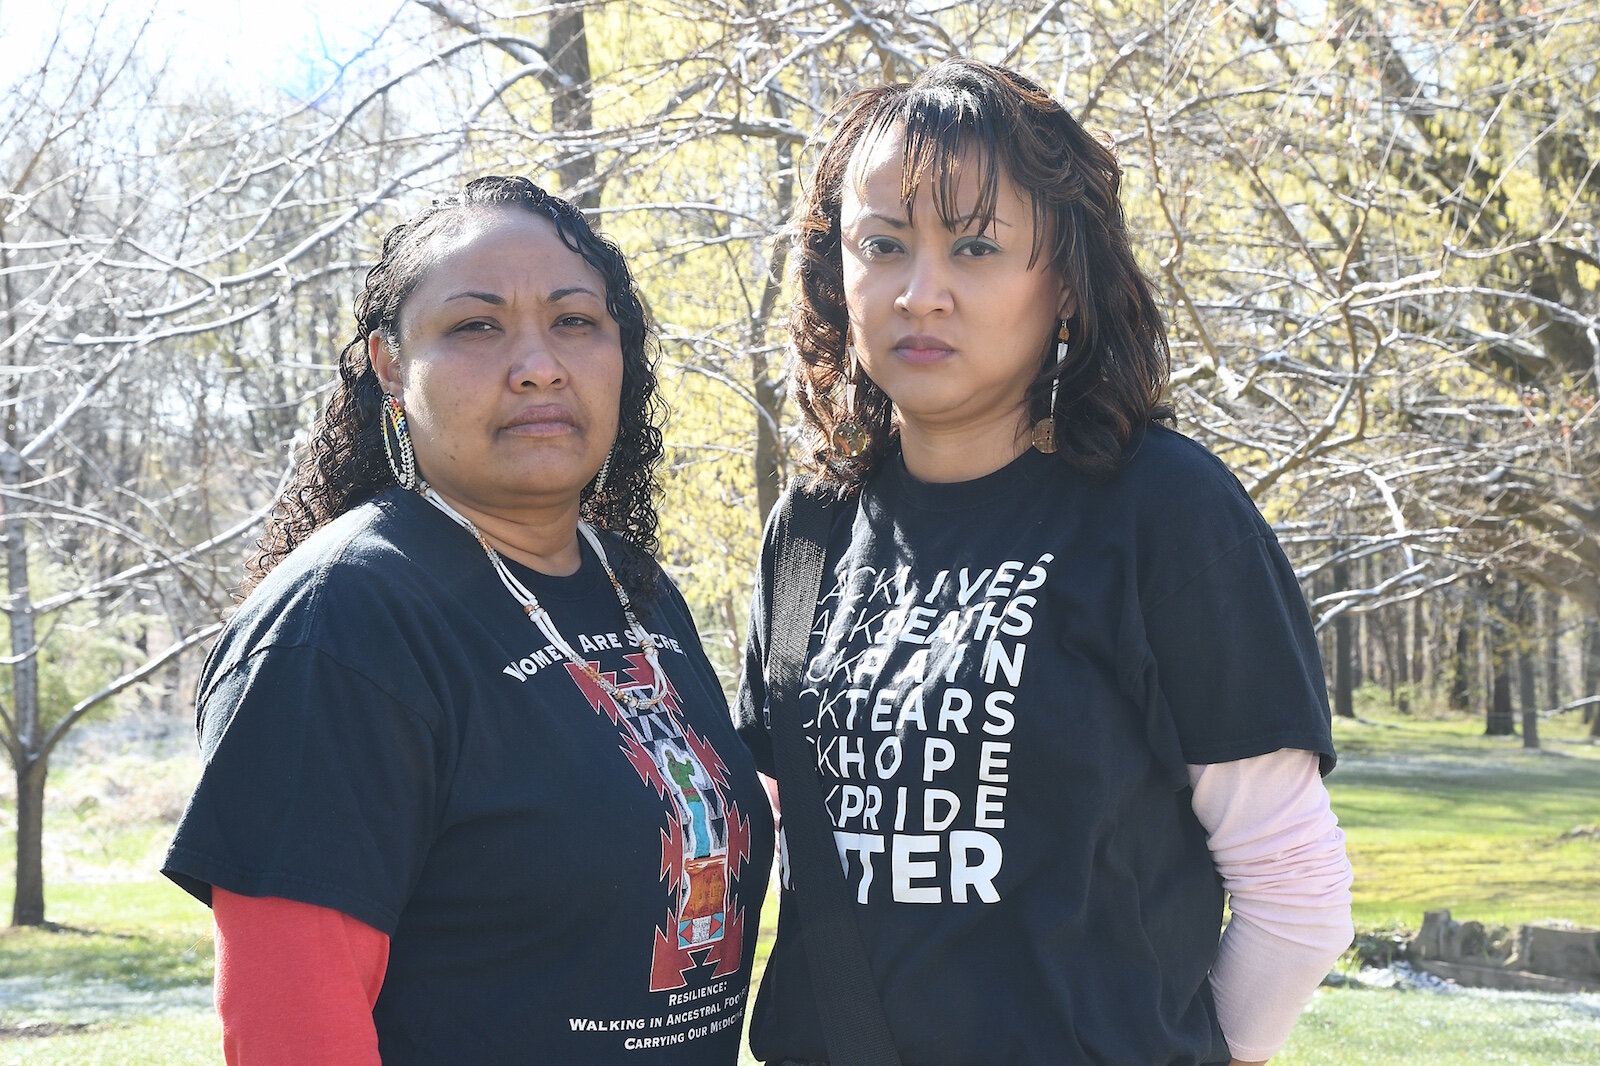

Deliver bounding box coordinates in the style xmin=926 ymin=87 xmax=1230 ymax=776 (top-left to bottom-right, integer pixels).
xmin=735 ymin=61 xmax=1352 ymax=1065
xmin=165 ymin=176 xmax=771 ymax=1065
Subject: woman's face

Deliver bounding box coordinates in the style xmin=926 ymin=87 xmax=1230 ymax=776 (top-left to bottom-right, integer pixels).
xmin=370 ymin=207 xmax=623 ymax=518
xmin=839 ymin=124 xmax=1071 ymax=448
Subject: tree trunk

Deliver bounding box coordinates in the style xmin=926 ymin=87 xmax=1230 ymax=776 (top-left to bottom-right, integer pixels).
xmin=1486 ymin=590 xmax=1516 ymax=736
xmin=1449 ymin=606 xmax=1472 ymax=711
xmin=1584 ymin=619 xmax=1599 ymax=727
xmin=1516 ymin=583 xmax=1539 ymax=749
xmin=1332 ymin=560 xmax=1354 ymax=718
xmin=1373 ymin=604 xmax=1397 ymax=705
xmin=752 ymin=360 xmax=783 ymax=521
xmin=1543 ymin=590 xmax=1561 ymax=712
xmin=11 ymin=755 xmax=46 ymax=926
xmin=1353 ymin=556 xmax=1367 ymax=690
xmin=1392 ymin=604 xmax=1408 ymax=702
xmin=1 ymin=446 xmax=45 ymax=926
xmin=1487 ymin=666 xmax=1515 ymax=736
xmin=1585 ymin=619 xmax=1599 ymax=737
xmin=548 ymin=5 xmax=597 ymax=209
xmin=750 ymin=89 xmax=795 ymax=523
xmin=1411 ymin=598 xmax=1425 ymax=687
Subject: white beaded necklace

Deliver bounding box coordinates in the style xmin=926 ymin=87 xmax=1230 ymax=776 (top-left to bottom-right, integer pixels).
xmin=421 ymin=484 xmax=669 ymax=713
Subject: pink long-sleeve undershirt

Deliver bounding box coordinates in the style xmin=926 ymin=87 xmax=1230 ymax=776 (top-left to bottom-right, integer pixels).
xmin=1188 ymin=748 xmax=1355 ymax=1062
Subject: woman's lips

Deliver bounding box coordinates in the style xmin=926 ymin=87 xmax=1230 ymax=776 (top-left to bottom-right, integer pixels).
xmin=502 ymin=405 xmax=578 ymax=436
xmin=892 ymin=334 xmax=955 ymax=365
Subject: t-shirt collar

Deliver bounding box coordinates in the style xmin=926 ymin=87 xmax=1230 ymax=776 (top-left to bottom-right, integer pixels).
xmin=877 ymin=445 xmax=1054 ymax=513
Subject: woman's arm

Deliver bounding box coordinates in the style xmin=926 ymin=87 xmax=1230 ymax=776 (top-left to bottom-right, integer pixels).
xmin=212 ymin=887 xmax=391 ymax=1065
xmin=1188 ymin=748 xmax=1354 ymax=1064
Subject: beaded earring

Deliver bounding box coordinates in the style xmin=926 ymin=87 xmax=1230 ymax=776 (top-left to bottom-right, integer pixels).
xmin=591 ymin=447 xmax=615 ymax=495
xmin=382 ymin=394 xmax=419 ymax=491
xmin=1031 ymin=320 xmax=1070 ymax=455
xmin=830 ymin=345 xmax=870 ymax=458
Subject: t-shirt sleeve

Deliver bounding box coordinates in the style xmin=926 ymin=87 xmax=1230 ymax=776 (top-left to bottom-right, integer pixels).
xmin=163 ymin=644 xmax=442 ymax=935
xmin=1136 ymin=454 xmax=1335 ymax=774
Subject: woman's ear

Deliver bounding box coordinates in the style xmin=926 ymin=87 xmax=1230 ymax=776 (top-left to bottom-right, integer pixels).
xmin=369 ymin=332 xmax=402 ymax=394
xmin=1056 ymin=282 xmax=1078 ymax=324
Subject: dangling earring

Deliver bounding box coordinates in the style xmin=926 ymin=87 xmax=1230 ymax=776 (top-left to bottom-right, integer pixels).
xmin=591 ymin=445 xmax=615 ymax=495
xmin=831 ymin=344 xmax=870 ymax=458
xmin=382 ymin=393 xmax=420 ymax=491
xmin=1032 ymin=320 xmax=1069 ymax=454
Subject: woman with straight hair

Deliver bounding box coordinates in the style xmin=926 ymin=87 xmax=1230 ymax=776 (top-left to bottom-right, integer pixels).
xmin=735 ymin=59 xmax=1352 ymax=1065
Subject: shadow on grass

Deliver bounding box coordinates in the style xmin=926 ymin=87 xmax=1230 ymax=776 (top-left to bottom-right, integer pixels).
xmin=6 ymin=923 xmax=136 ymax=939
xmin=0 ymin=922 xmax=211 ymax=991
xmin=0 ymin=1020 xmax=93 ymax=1038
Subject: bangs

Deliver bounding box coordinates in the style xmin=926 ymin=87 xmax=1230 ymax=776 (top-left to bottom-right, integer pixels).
xmin=860 ymin=86 xmax=1048 ymax=266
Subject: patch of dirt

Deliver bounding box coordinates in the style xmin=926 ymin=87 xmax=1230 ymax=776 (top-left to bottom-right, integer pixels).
xmin=0 ymin=1020 xmax=93 ymax=1039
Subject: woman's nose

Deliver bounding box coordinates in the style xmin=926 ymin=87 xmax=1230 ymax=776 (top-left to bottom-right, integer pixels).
xmin=894 ymin=254 xmax=953 ymax=317
xmin=509 ymin=331 xmax=566 ymax=389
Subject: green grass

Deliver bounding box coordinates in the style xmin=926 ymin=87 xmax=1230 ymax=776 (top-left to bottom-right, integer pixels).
xmin=1330 ymin=694 xmax=1600 ymax=931
xmin=0 ymin=1012 xmax=218 ymax=1065
xmin=0 ymin=882 xmax=213 ymax=991
xmin=4 ymin=697 xmax=1600 ymax=1064
xmin=0 ymin=879 xmax=217 ymax=1063
xmin=0 ymin=732 xmax=218 ymax=1065
xmin=1275 ymin=984 xmax=1600 ymax=1065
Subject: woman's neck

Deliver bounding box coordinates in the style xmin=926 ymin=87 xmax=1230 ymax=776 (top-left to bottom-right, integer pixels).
xmin=896 ymin=410 xmax=1033 ymax=484
xmin=426 ymin=487 xmax=584 ymax=576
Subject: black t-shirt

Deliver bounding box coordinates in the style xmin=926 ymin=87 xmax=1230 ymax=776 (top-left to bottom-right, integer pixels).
xmin=165 ymin=488 xmax=773 ymax=1065
xmin=735 ymin=426 xmax=1334 ymax=1066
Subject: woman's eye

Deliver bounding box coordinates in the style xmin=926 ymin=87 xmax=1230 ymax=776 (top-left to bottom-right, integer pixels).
xmin=451 ymin=319 xmax=497 ymax=335
xmin=954 ymin=237 xmax=1000 ymax=257
xmin=556 ymin=314 xmax=595 ymax=329
xmin=859 ymin=236 xmax=903 ymax=258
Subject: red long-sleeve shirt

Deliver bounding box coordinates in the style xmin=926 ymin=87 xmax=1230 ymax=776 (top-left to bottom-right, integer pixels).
xmin=211 ymin=887 xmax=390 ymax=1065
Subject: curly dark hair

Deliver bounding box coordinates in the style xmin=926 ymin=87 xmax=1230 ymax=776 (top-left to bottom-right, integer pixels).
xmin=791 ymin=57 xmax=1172 ymax=492
xmin=245 ymin=175 xmax=666 ymax=601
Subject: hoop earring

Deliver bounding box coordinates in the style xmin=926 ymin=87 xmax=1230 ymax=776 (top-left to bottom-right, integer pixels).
xmin=830 ymin=345 xmax=870 ymax=459
xmin=382 ymin=394 xmax=420 ymax=491
xmin=1031 ymin=321 xmax=1069 ymax=455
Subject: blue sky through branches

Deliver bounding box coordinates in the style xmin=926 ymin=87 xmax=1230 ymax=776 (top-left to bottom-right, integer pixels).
xmin=0 ymin=0 xmax=396 ymax=99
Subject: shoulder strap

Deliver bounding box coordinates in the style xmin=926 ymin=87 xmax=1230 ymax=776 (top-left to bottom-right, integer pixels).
xmin=766 ymin=486 xmax=903 ymax=1066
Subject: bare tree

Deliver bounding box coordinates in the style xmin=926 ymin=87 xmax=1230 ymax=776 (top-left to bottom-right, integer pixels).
xmin=0 ymin=7 xmax=429 ymax=923
xmin=1 ymin=19 xmax=242 ymax=925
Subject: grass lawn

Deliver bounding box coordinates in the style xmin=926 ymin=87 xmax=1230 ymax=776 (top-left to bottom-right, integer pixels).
xmin=1275 ymin=982 xmax=1600 ymax=1065
xmin=0 ymin=723 xmax=221 ymax=1063
xmin=1329 ymin=693 xmax=1600 ymax=931
xmin=3 ymin=693 xmax=1599 ymax=1064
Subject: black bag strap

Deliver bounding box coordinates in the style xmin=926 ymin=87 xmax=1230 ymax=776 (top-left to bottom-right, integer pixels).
xmin=766 ymin=486 xmax=903 ymax=1066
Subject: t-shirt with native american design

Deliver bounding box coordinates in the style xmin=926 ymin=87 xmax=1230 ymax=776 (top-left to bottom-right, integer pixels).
xmin=735 ymin=426 xmax=1334 ymax=1066
xmin=165 ymin=488 xmax=772 ymax=1065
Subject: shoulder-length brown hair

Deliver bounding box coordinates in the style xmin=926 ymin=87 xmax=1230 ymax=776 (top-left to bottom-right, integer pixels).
xmin=790 ymin=57 xmax=1171 ymax=492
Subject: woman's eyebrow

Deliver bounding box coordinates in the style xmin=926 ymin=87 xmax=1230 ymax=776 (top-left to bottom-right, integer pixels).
xmin=439 ymin=287 xmax=603 ymax=304
xmin=851 ymin=212 xmax=909 ymax=229
xmin=549 ymin=285 xmax=604 ymax=301
xmin=443 ymin=290 xmax=504 ymax=305
xmin=956 ymin=217 xmax=1013 ymax=232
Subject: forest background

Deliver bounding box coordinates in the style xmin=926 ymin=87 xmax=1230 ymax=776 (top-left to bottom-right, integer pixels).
xmin=1 ymin=0 xmax=1598 ymax=945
